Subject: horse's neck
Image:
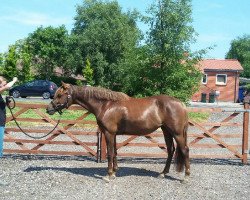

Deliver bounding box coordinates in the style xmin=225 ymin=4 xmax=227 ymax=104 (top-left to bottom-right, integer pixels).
xmin=74 ymin=90 xmax=104 ymax=116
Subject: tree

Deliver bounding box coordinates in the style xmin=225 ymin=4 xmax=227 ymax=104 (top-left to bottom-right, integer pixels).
xmin=0 ymin=53 xmax=3 ymax=73
xmin=18 ymin=44 xmax=34 ymax=83
xmin=1 ymin=45 xmax=19 ymax=81
xmin=83 ymin=58 xmax=94 ymax=85
xmin=27 ymin=25 xmax=69 ymax=80
xmin=226 ymin=35 xmax=250 ymax=77
xmin=0 ymin=40 xmax=34 ymax=83
xmin=135 ymin=0 xmax=203 ymax=102
xmin=72 ymin=0 xmax=141 ymax=89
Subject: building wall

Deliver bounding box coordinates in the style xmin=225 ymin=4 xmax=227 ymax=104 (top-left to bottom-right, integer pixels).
xmin=192 ymin=71 xmax=240 ymax=102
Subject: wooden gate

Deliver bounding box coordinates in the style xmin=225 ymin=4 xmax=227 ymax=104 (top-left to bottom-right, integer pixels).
xmin=4 ymin=102 xmax=98 ymax=158
xmin=3 ymin=102 xmax=249 ymax=164
xmin=99 ymin=104 xmax=249 ymax=164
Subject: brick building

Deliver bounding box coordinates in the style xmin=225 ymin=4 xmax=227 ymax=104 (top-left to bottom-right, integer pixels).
xmin=192 ymin=59 xmax=243 ymax=102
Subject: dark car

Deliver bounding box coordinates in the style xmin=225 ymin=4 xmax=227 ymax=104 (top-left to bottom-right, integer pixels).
xmin=9 ymin=80 xmax=58 ymax=99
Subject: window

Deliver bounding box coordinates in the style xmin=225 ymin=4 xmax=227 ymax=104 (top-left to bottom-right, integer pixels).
xmin=202 ymin=74 xmax=207 ymax=84
xmin=33 ymin=80 xmax=41 ymax=86
xmin=26 ymin=81 xmax=35 ymax=87
xmin=216 ymin=74 xmax=227 ymax=85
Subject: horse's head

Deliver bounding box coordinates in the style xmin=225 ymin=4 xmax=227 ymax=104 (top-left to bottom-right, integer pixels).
xmin=46 ymin=82 xmax=74 ymax=115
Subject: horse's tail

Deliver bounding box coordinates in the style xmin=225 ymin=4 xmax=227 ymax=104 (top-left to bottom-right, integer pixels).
xmin=175 ymin=120 xmax=189 ymax=173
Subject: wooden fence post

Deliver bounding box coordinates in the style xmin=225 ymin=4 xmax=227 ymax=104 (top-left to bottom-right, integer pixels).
xmin=96 ymin=129 xmax=101 ymax=163
xmin=242 ymin=103 xmax=249 ymax=164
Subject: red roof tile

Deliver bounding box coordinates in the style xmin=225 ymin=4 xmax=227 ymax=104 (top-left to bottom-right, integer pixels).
xmin=198 ymin=59 xmax=243 ymax=71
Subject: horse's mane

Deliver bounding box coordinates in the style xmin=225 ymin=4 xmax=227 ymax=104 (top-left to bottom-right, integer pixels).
xmin=76 ymin=86 xmax=130 ymax=101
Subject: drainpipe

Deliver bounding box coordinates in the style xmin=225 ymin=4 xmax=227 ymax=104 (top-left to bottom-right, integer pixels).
xmin=234 ymin=71 xmax=238 ymax=103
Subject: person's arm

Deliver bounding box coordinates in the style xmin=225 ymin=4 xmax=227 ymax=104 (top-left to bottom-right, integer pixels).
xmin=6 ymin=77 xmax=18 ymax=87
xmin=0 ymin=77 xmax=18 ymax=94
xmin=0 ymin=84 xmax=10 ymax=94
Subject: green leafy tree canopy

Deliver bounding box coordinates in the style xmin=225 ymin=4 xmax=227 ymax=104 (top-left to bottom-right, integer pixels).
xmin=27 ymin=25 xmax=69 ymax=80
xmin=226 ymin=34 xmax=250 ymax=77
xmin=131 ymin=0 xmax=203 ymax=102
xmin=72 ymin=0 xmax=141 ymax=89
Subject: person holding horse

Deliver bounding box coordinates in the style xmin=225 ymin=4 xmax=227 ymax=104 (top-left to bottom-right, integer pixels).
xmin=0 ymin=76 xmax=18 ymax=158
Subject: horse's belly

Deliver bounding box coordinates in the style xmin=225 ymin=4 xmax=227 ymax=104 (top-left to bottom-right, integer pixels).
xmin=120 ymin=119 xmax=161 ymax=135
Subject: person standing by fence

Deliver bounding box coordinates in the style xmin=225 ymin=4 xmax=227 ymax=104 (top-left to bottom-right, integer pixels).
xmin=0 ymin=76 xmax=17 ymax=157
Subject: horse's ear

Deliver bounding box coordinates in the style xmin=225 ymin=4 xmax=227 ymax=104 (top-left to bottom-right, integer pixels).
xmin=61 ymin=81 xmax=71 ymax=90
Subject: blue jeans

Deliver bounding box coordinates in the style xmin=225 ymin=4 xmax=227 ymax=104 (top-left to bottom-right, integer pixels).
xmin=0 ymin=126 xmax=4 ymax=157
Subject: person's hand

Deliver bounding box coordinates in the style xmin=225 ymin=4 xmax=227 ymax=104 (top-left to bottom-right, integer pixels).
xmin=13 ymin=77 xmax=18 ymax=82
xmin=6 ymin=77 xmax=18 ymax=88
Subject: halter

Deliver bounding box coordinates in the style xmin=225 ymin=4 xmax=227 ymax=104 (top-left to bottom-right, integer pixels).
xmin=51 ymin=94 xmax=72 ymax=115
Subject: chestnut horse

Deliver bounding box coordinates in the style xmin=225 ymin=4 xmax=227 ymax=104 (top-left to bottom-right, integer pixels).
xmin=46 ymin=82 xmax=190 ymax=182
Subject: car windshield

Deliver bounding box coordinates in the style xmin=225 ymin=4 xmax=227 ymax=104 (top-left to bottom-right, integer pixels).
xmin=26 ymin=81 xmax=35 ymax=87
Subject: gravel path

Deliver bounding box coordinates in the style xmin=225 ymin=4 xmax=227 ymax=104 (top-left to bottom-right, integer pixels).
xmin=0 ymin=155 xmax=249 ymax=200
xmin=1 ymin=104 xmax=250 ymax=200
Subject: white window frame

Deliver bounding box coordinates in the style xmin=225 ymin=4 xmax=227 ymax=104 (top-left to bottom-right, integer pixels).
xmin=202 ymin=74 xmax=207 ymax=84
xmin=216 ymin=74 xmax=227 ymax=85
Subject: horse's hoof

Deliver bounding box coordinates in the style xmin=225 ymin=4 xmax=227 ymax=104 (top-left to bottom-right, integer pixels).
xmin=110 ymin=174 xmax=116 ymax=180
xmin=181 ymin=176 xmax=189 ymax=184
xmin=102 ymin=176 xmax=110 ymax=183
xmin=158 ymin=173 xmax=165 ymax=179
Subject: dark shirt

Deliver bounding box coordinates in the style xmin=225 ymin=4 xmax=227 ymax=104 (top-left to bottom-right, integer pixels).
xmin=0 ymin=95 xmax=6 ymax=126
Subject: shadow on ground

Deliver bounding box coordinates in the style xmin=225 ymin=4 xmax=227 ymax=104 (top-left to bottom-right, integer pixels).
xmin=23 ymin=165 xmax=182 ymax=181
xmin=3 ymin=154 xmax=249 ymax=167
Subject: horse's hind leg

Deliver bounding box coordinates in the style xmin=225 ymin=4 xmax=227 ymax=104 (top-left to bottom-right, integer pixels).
xmin=174 ymin=134 xmax=190 ymax=179
xmin=159 ymin=126 xmax=175 ymax=178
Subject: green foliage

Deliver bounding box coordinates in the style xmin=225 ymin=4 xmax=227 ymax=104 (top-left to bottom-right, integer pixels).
xmin=49 ymin=75 xmax=78 ymax=86
xmin=0 ymin=53 xmax=4 ymax=73
xmin=64 ymin=34 xmax=84 ymax=76
xmin=17 ymin=41 xmax=34 ymax=83
xmin=226 ymin=35 xmax=250 ymax=77
xmin=244 ymin=83 xmax=250 ymax=92
xmin=0 ymin=40 xmax=34 ymax=83
xmin=83 ymin=58 xmax=94 ymax=85
xmin=27 ymin=25 xmax=69 ymax=80
xmin=72 ymin=0 xmax=141 ymax=89
xmin=1 ymin=45 xmax=18 ymax=81
xmin=121 ymin=0 xmax=203 ymax=102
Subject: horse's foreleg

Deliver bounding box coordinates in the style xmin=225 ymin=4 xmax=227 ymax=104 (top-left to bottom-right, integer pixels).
xmin=113 ymin=135 xmax=118 ymax=173
xmin=103 ymin=132 xmax=116 ymax=182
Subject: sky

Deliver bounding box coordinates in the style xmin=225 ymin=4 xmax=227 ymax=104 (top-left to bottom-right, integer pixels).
xmin=0 ymin=0 xmax=249 ymax=59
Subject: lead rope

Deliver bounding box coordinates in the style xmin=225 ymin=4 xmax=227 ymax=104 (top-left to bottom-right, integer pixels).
xmin=6 ymin=96 xmax=62 ymax=139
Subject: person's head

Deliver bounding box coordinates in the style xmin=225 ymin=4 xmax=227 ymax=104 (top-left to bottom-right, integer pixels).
xmin=0 ymin=76 xmax=7 ymax=87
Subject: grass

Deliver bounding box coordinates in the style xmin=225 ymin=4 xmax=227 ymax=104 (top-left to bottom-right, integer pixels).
xmin=6 ymin=102 xmax=209 ymax=127
xmin=6 ymin=104 xmax=96 ymax=127
xmin=188 ymin=112 xmax=210 ymax=123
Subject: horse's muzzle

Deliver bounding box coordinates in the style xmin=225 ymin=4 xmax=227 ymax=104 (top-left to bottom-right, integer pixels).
xmin=46 ymin=103 xmax=56 ymax=115
xmin=46 ymin=107 xmax=56 ymax=115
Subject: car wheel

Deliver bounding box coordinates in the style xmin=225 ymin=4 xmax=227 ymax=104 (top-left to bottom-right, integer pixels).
xmin=42 ymin=92 xmax=50 ymax=99
xmin=12 ymin=90 xmax=20 ymax=98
